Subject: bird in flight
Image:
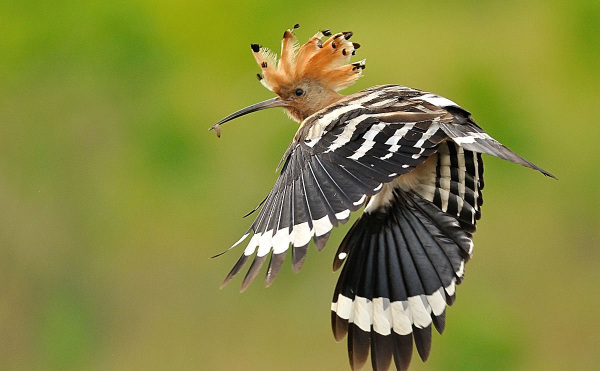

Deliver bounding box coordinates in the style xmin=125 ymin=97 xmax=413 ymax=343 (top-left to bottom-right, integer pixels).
xmin=210 ymin=25 xmax=555 ymax=371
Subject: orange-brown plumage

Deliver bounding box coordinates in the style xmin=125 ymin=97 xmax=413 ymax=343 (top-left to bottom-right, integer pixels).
xmin=250 ymin=26 xmax=365 ymax=122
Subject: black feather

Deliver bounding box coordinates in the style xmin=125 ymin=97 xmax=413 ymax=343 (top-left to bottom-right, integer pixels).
xmin=265 ymin=250 xmax=287 ymax=287
xmin=356 ymin=233 xmax=377 ymax=302
xmin=413 ymin=325 xmax=432 ymax=361
xmin=333 ymin=215 xmax=365 ymax=272
xmin=221 ymin=253 xmax=250 ymax=288
xmin=241 ymin=255 xmax=268 ymax=291
xmin=398 ymin=201 xmax=446 ymax=294
xmin=384 ymin=227 xmax=408 ymax=302
xmin=331 ymin=217 xmax=370 ymax=341
xmin=291 ymin=244 xmax=308 ymax=273
xmin=432 ymin=311 xmax=446 ymax=334
xmin=311 ymin=156 xmax=354 ymax=215
xmin=348 ymin=325 xmax=370 ymax=370
xmin=371 ymin=332 xmax=394 ymax=371
xmin=371 ymin=233 xmax=394 ymax=370
xmin=392 ymin=333 xmax=413 ymax=371
xmin=313 ymin=230 xmax=331 ymax=252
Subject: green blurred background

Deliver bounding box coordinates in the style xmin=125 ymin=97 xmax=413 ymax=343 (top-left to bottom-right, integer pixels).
xmin=1 ymin=0 xmax=599 ymax=370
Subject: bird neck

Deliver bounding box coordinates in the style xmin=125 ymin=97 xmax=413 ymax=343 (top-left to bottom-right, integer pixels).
xmin=285 ymin=91 xmax=344 ymax=123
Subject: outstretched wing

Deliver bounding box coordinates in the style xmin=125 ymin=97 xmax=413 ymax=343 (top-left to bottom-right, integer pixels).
xmin=221 ymin=85 xmax=451 ymax=290
xmin=219 ymin=85 xmax=555 ymax=292
xmin=439 ymin=105 xmax=555 ymax=178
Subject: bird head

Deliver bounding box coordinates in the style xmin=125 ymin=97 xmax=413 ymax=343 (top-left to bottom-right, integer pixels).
xmin=210 ymin=25 xmax=365 ymax=136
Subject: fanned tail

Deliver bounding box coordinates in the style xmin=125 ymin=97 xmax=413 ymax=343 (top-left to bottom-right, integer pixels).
xmin=331 ymin=189 xmax=472 ymax=371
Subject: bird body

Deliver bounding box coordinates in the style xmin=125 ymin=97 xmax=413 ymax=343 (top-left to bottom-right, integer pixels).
xmin=210 ymin=26 xmax=554 ymax=371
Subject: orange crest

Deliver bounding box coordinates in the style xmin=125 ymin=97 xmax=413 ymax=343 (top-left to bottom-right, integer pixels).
xmin=252 ymin=25 xmax=365 ymax=94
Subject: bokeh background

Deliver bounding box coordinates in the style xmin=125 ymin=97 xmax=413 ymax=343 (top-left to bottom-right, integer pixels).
xmin=1 ymin=1 xmax=599 ymax=370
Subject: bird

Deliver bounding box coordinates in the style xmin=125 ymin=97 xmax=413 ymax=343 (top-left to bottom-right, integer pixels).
xmin=209 ymin=25 xmax=555 ymax=371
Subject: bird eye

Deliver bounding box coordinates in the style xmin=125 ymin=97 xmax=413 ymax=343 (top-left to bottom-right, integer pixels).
xmin=295 ymin=88 xmax=304 ymax=97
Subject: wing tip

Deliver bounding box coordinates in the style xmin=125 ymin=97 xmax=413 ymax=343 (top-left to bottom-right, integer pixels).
xmin=540 ymin=168 xmax=557 ymax=179
xmin=220 ymin=253 xmax=250 ymax=289
xmin=265 ymin=251 xmax=287 ymax=287
xmin=240 ymin=255 xmax=268 ymax=292
xmin=291 ymin=243 xmax=309 ymax=273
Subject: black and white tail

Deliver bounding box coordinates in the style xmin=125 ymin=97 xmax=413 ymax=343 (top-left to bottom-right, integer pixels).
xmin=331 ymin=142 xmax=483 ymax=371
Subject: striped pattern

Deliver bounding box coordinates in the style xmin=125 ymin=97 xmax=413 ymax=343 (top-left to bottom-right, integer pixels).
xmin=331 ymin=191 xmax=470 ymax=370
xmin=221 ymin=85 xmax=452 ymax=290
xmin=407 ymin=141 xmax=484 ymax=233
xmin=220 ymin=84 xmax=554 ymax=370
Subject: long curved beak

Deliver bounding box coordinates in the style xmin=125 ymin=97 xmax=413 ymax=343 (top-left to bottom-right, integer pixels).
xmin=209 ymin=97 xmax=289 ymax=137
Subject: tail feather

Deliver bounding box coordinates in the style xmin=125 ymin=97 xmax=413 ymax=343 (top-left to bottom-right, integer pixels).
xmin=391 ymin=334 xmax=413 ymax=371
xmin=333 ymin=215 xmax=366 ymax=272
xmin=349 ymin=325 xmax=370 ymax=370
xmin=349 ymin=234 xmax=379 ymax=370
xmin=331 ymin=188 xmax=473 ymax=370
xmin=432 ymin=309 xmax=446 ymax=334
xmin=397 ymin=207 xmax=456 ymax=291
xmin=371 ymin=332 xmax=394 ymax=371
xmin=413 ymin=325 xmax=432 ymax=362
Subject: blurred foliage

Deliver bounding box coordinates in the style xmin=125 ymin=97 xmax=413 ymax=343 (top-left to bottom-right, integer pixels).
xmin=1 ymin=0 xmax=599 ymax=370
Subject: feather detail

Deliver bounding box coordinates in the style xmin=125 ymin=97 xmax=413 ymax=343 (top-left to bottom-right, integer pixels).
xmin=294 ymin=31 xmax=326 ymax=70
xmin=279 ymin=28 xmax=299 ymax=76
xmin=252 ymin=28 xmax=364 ymax=93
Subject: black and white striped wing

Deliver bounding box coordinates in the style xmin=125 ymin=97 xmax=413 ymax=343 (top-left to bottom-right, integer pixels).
xmin=221 ymin=86 xmax=450 ymax=291
xmin=439 ymin=105 xmax=555 ymax=178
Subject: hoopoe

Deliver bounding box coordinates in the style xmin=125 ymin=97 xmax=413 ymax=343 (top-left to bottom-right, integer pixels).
xmin=210 ymin=25 xmax=555 ymax=371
